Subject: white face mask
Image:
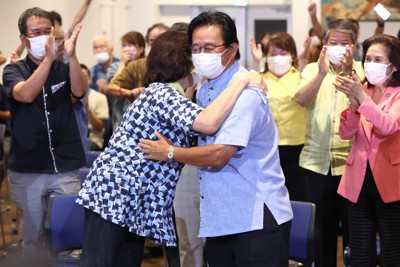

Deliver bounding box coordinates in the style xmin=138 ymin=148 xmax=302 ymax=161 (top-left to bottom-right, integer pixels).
xmin=310 ymin=35 xmax=321 ymax=47
xmin=326 ymin=45 xmax=346 ymax=66
xmin=192 ymin=47 xmax=230 ymax=80
xmin=54 ymin=40 xmax=69 ymax=64
xmin=94 ymin=51 xmax=110 ymax=64
xmin=364 ymin=62 xmax=393 ymax=86
xmin=27 ymin=35 xmax=49 ymax=60
xmin=191 ymin=69 xmax=201 ymax=86
xmin=267 ymin=55 xmax=293 ymax=77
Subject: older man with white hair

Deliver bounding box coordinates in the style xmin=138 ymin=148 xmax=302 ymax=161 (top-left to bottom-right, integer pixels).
xmin=90 ymin=35 xmax=119 ymax=92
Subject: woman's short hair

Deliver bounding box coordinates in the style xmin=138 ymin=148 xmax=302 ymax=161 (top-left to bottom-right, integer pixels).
xmin=264 ymin=32 xmax=298 ymax=73
xmin=121 ymin=31 xmax=146 ymax=58
xmin=143 ymin=31 xmax=192 ymax=86
xmin=363 ymin=34 xmax=400 ymax=87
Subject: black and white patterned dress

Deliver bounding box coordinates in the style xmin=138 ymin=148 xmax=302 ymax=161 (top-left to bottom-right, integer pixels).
xmin=77 ymin=82 xmax=202 ymax=246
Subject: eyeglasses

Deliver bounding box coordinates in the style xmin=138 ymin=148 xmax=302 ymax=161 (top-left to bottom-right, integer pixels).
xmin=27 ymin=27 xmax=52 ymax=38
xmin=191 ymin=43 xmax=226 ymax=54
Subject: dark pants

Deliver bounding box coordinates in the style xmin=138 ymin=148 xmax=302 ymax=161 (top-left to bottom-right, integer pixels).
xmin=80 ymin=208 xmax=145 ymax=267
xmin=302 ymin=168 xmax=348 ymax=267
xmin=279 ymin=145 xmax=306 ymax=201
xmin=205 ymin=205 xmax=291 ymax=267
xmin=348 ymin=163 xmax=400 ymax=267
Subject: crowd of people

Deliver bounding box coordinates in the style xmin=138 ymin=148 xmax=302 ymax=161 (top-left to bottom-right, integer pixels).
xmin=0 ymin=1 xmax=400 ymax=267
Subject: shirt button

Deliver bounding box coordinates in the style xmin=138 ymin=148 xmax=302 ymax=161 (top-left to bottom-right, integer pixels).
xmin=47 ymin=112 xmax=50 ymax=115
xmin=201 ymin=196 xmax=204 ymax=199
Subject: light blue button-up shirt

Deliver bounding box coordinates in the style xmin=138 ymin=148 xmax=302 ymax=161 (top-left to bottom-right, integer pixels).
xmin=196 ymin=61 xmax=293 ymax=237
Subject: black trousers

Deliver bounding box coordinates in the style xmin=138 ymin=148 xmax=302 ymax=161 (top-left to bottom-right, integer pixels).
xmin=279 ymin=145 xmax=306 ymax=201
xmin=80 ymin=208 xmax=145 ymax=267
xmin=205 ymin=205 xmax=291 ymax=267
xmin=302 ymin=168 xmax=348 ymax=267
xmin=348 ymin=163 xmax=400 ymax=267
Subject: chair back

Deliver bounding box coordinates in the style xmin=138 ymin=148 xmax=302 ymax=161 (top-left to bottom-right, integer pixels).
xmin=79 ymin=168 xmax=90 ymax=186
xmin=86 ymin=150 xmax=101 ymax=168
xmin=45 ymin=194 xmax=84 ymax=253
xmin=289 ymin=200 xmax=316 ymax=267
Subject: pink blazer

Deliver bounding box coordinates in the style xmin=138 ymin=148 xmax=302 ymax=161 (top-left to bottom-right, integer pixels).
xmin=338 ymin=85 xmax=400 ymax=203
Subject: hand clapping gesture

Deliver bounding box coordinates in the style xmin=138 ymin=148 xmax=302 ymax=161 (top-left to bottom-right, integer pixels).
xmin=64 ymin=23 xmax=83 ymax=58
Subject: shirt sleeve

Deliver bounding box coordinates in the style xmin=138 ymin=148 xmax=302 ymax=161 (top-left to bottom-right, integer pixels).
xmin=213 ymin=88 xmax=270 ymax=148
xmin=3 ymin=62 xmax=29 ymax=96
xmin=154 ymin=84 xmax=203 ymax=136
xmin=106 ymin=62 xmax=118 ymax=83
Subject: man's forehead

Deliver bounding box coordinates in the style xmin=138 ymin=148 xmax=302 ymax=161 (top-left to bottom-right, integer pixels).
xmin=328 ymin=30 xmax=352 ymax=40
xmin=94 ymin=39 xmax=109 ymax=47
xmin=27 ymin=16 xmax=52 ymax=28
xmin=193 ymin=24 xmax=222 ymax=40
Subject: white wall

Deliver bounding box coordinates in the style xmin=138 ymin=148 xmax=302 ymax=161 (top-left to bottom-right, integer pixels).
xmin=1 ymin=0 xmax=399 ymax=82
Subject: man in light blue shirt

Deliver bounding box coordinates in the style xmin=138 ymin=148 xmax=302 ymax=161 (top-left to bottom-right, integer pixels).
xmin=140 ymin=11 xmax=293 ymax=267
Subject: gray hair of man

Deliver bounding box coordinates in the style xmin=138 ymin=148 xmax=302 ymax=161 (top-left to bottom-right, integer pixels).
xmin=323 ymin=19 xmax=358 ymax=44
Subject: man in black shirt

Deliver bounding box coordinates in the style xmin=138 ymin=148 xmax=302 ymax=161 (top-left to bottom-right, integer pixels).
xmin=2 ymin=7 xmax=86 ymax=253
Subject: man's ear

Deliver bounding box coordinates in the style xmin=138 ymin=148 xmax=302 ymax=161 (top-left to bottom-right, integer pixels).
xmin=20 ymin=34 xmax=28 ymax=48
xmin=229 ymin=43 xmax=239 ymax=59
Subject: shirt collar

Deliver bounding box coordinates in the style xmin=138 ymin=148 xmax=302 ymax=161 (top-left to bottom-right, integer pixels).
xmin=206 ymin=60 xmax=240 ymax=94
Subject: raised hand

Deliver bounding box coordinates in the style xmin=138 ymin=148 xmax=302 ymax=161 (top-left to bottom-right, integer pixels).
xmin=249 ymin=37 xmax=263 ymax=63
xmin=318 ymin=46 xmax=330 ymax=77
xmin=334 ymin=71 xmax=366 ymax=106
xmin=46 ymin=26 xmax=56 ymax=62
xmin=64 ymin=23 xmax=83 ymax=58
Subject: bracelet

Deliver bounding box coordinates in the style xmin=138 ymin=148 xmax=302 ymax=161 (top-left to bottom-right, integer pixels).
xmin=377 ymin=22 xmax=385 ymax=27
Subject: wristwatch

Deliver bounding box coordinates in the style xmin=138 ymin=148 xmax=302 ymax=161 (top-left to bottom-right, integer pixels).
xmin=167 ymin=146 xmax=176 ymax=163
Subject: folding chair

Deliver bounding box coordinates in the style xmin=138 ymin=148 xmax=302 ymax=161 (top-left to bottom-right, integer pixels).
xmin=85 ymin=150 xmax=101 ymax=168
xmin=79 ymin=168 xmax=90 ymax=186
xmin=289 ymin=201 xmax=316 ymax=267
xmin=343 ymin=239 xmax=380 ymax=266
xmin=45 ymin=194 xmax=84 ymax=267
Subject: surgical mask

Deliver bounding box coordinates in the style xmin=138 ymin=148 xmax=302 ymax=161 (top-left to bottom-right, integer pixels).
xmin=94 ymin=52 xmax=110 ymax=64
xmin=192 ymin=48 xmax=230 ymax=80
xmin=267 ymin=55 xmax=292 ymax=77
xmin=310 ymin=35 xmax=321 ymax=47
xmin=327 ymin=46 xmax=346 ymax=66
xmin=26 ymin=35 xmax=49 ymax=60
xmin=191 ymin=69 xmax=201 ymax=86
xmin=54 ymin=40 xmax=69 ymax=64
xmin=364 ymin=62 xmax=393 ymax=86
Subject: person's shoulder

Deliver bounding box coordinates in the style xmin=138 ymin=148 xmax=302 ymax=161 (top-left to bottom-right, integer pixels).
xmin=90 ymin=63 xmax=103 ymax=72
xmin=126 ymin=57 xmax=147 ymax=71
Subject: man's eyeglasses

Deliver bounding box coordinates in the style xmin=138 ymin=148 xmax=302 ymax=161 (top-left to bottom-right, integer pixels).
xmin=191 ymin=43 xmax=225 ymax=54
xmin=27 ymin=27 xmax=52 ymax=38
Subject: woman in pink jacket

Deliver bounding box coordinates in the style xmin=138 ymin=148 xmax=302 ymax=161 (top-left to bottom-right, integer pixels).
xmin=334 ymin=34 xmax=400 ymax=266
